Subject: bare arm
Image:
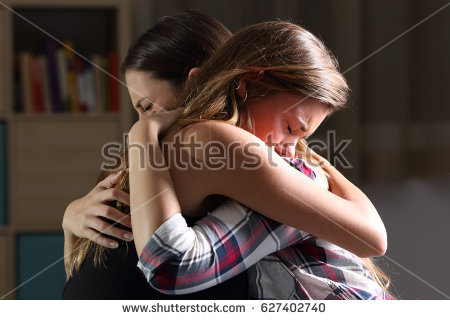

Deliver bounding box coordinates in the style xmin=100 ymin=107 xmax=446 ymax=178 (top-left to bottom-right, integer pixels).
xmin=128 ymin=110 xmax=184 ymax=257
xmin=129 ymin=118 xmax=386 ymax=259
xmin=184 ymin=121 xmax=387 ymax=257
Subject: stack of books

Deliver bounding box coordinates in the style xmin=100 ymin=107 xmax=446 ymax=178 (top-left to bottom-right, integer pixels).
xmin=14 ymin=38 xmax=119 ymax=114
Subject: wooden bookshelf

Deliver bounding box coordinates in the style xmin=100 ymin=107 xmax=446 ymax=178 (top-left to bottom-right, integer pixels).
xmin=0 ymin=0 xmax=132 ymax=300
xmin=9 ymin=112 xmax=122 ymax=122
xmin=0 ymin=6 xmax=12 ymax=116
xmin=0 ymin=234 xmax=11 ymax=299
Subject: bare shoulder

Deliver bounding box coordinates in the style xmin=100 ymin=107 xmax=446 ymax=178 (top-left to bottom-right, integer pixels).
xmin=180 ymin=121 xmax=263 ymax=145
xmin=161 ymin=121 xmax=262 ymax=216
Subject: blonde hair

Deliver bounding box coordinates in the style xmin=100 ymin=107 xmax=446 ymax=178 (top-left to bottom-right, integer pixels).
xmin=361 ymin=257 xmax=395 ymax=298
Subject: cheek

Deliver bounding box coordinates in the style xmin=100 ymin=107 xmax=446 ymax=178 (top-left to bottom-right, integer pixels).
xmin=151 ymin=98 xmax=174 ymax=112
xmin=161 ymin=94 xmax=178 ymax=110
xmin=247 ymin=104 xmax=286 ymax=142
xmin=270 ymin=126 xmax=287 ymax=142
xmin=253 ymin=119 xmax=286 ymax=143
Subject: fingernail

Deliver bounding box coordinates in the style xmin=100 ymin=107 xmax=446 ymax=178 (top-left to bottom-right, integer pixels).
xmin=110 ymin=242 xmax=119 ymax=248
xmin=124 ymin=233 xmax=133 ymax=241
xmin=116 ymin=170 xmax=124 ymax=176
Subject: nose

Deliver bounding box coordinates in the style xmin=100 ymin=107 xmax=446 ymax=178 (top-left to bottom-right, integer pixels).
xmin=275 ymin=136 xmax=299 ymax=158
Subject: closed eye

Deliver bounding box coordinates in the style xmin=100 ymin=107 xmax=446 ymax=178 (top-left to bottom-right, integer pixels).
xmin=135 ymin=97 xmax=154 ymax=113
xmin=287 ymin=124 xmax=292 ymax=134
xmin=142 ymin=103 xmax=153 ymax=112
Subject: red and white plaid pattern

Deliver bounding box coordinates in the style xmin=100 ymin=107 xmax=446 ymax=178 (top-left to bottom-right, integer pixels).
xmin=138 ymin=157 xmax=390 ymax=299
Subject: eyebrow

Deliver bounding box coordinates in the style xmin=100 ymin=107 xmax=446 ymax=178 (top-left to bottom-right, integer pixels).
xmin=298 ymin=118 xmax=309 ymax=132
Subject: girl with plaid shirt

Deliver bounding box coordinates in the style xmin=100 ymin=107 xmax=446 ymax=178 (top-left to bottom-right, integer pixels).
xmin=129 ymin=21 xmax=392 ymax=299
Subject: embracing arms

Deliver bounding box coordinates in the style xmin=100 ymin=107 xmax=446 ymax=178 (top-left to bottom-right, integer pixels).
xmin=128 ymin=116 xmax=387 ymax=261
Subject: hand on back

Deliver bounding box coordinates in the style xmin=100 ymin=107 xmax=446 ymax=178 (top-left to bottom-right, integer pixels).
xmin=62 ymin=171 xmax=132 ymax=249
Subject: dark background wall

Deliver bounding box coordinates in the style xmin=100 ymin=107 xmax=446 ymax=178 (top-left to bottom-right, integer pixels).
xmin=130 ymin=0 xmax=450 ymax=299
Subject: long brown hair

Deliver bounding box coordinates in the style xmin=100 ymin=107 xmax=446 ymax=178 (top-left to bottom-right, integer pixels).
xmin=163 ymin=20 xmax=394 ymax=298
xmin=165 ymin=21 xmax=349 ymax=138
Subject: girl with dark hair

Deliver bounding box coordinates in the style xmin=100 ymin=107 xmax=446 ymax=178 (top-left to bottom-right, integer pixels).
xmin=61 ymin=10 xmax=249 ymax=299
xmin=128 ymin=21 xmax=393 ymax=299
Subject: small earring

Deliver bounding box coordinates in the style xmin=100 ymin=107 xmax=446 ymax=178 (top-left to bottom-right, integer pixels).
xmin=257 ymin=69 xmax=264 ymax=79
xmin=242 ymin=91 xmax=248 ymax=102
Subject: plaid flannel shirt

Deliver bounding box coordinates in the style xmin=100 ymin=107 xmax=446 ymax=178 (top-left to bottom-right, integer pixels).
xmin=138 ymin=157 xmax=390 ymax=299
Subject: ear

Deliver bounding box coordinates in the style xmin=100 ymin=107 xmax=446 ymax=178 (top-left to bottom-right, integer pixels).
xmin=188 ymin=67 xmax=200 ymax=80
xmin=236 ymin=76 xmax=248 ymax=99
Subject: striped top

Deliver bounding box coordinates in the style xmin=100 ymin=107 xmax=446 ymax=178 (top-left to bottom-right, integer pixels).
xmin=138 ymin=157 xmax=390 ymax=299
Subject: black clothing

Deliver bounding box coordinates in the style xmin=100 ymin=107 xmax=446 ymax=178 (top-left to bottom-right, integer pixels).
xmin=62 ymin=216 xmax=248 ymax=299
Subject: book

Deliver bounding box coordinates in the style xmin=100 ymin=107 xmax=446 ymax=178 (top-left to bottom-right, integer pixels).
xmin=84 ymin=60 xmax=96 ymax=113
xmin=92 ymin=54 xmax=105 ymax=113
xmin=18 ymin=52 xmax=33 ymax=114
xmin=0 ymin=122 xmax=6 ymax=226
xmin=63 ymin=41 xmax=79 ymax=113
xmin=30 ymin=56 xmax=44 ymax=113
xmin=38 ymin=55 xmax=53 ymax=113
xmin=75 ymin=56 xmax=87 ymax=113
xmin=55 ymin=48 xmax=69 ymax=111
xmin=20 ymin=39 xmax=114 ymax=114
xmin=44 ymin=39 xmax=63 ymax=112
xmin=108 ymin=52 xmax=119 ymax=112
xmin=100 ymin=56 xmax=110 ymax=113
xmin=13 ymin=54 xmax=23 ymax=113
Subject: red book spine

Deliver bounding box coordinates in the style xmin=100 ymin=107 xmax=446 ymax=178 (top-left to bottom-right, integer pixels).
xmin=108 ymin=52 xmax=119 ymax=112
xmin=30 ymin=56 xmax=44 ymax=113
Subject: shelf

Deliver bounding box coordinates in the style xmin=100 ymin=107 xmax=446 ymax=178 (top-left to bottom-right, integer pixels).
xmin=0 ymin=226 xmax=10 ymax=235
xmin=1 ymin=222 xmax=64 ymax=236
xmin=0 ymin=232 xmax=13 ymax=300
xmin=10 ymin=224 xmax=62 ymax=233
xmin=13 ymin=7 xmax=116 ymax=55
xmin=0 ymin=0 xmax=132 ymax=300
xmin=9 ymin=119 xmax=123 ymax=228
xmin=11 ymin=226 xmax=64 ymax=236
xmin=4 ymin=0 xmax=127 ymax=8
xmin=9 ymin=112 xmax=122 ymax=123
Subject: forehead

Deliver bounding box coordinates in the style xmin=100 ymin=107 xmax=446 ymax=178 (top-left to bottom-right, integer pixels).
xmin=279 ymin=94 xmax=328 ymax=118
xmin=125 ymin=70 xmax=174 ymax=106
xmin=282 ymin=96 xmax=329 ymax=134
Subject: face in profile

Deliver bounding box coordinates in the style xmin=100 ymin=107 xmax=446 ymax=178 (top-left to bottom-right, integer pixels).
xmin=246 ymin=92 xmax=329 ymax=157
xmin=126 ymin=70 xmax=329 ymax=159
xmin=125 ymin=70 xmax=178 ymax=120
